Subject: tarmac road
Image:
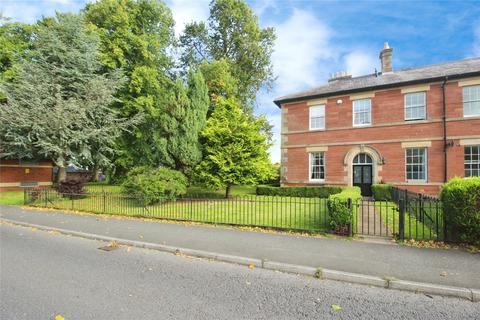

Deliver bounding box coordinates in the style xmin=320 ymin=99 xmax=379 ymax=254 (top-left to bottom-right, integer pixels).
xmin=1 ymin=223 xmax=478 ymax=320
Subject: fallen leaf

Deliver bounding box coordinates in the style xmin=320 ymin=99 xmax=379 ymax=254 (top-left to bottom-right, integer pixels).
xmin=139 ymin=235 xmax=144 ymax=239
xmin=174 ymin=249 xmax=185 ymax=257
xmin=54 ymin=315 xmax=65 ymax=320
xmin=331 ymin=304 xmax=342 ymax=311
xmin=248 ymin=263 xmax=255 ymax=269
xmin=107 ymin=240 xmax=119 ymax=248
xmin=47 ymin=230 xmax=60 ymax=235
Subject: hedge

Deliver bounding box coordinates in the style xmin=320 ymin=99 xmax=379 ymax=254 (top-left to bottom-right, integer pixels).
xmin=440 ymin=177 xmax=480 ymax=245
xmin=372 ymin=184 xmax=393 ymax=201
xmin=256 ymin=185 xmax=342 ymax=198
xmin=327 ymin=187 xmax=362 ymax=234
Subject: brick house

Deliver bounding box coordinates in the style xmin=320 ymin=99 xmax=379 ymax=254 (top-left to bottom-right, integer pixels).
xmin=275 ymin=43 xmax=480 ymax=196
xmin=0 ymin=159 xmax=54 ymax=191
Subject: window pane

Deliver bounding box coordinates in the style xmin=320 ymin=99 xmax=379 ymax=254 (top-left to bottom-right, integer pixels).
xmin=363 ymin=166 xmax=372 ymax=183
xmin=353 ymin=153 xmax=373 ymax=164
xmin=464 ymin=145 xmax=480 ymax=177
xmin=406 ymin=148 xmax=426 ymax=180
xmin=310 ymin=105 xmax=325 ymax=130
xmin=310 ymin=152 xmax=325 ymax=180
xmin=353 ymin=99 xmax=371 ymax=125
xmin=405 ymin=92 xmax=426 ymax=120
xmin=353 ymin=166 xmax=362 ymax=183
xmin=463 ymin=86 xmax=480 ymax=117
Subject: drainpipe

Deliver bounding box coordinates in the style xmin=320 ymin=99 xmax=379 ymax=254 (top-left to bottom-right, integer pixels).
xmin=441 ymin=76 xmax=448 ymax=183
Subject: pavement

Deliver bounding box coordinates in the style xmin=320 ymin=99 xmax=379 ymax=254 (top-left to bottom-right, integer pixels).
xmin=1 ymin=223 xmax=479 ymax=320
xmin=1 ymin=205 xmax=479 ymax=292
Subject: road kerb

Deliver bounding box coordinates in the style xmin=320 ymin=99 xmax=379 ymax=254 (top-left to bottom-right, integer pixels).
xmin=322 ymin=269 xmax=388 ymax=288
xmin=470 ymin=289 xmax=479 ymax=302
xmin=1 ymin=217 xmax=477 ymax=302
xmin=263 ymin=261 xmax=317 ymax=277
xmin=389 ymin=279 xmax=473 ymax=300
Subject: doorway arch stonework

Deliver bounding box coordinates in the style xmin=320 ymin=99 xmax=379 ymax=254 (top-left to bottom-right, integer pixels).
xmin=343 ymin=145 xmax=384 ymax=186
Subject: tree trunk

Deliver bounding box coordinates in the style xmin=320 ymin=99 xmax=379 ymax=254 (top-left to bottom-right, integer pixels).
xmin=91 ymin=163 xmax=100 ymax=182
xmin=56 ymin=166 xmax=67 ymax=183
xmin=225 ymin=185 xmax=231 ymax=198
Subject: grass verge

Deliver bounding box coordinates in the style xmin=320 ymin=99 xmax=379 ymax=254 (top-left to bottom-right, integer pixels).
xmin=27 ymin=190 xmax=330 ymax=232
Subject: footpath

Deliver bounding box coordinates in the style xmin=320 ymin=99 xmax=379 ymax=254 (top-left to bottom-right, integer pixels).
xmin=1 ymin=205 xmax=479 ymax=301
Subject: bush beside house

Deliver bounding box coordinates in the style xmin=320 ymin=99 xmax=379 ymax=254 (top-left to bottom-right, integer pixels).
xmin=327 ymin=187 xmax=362 ymax=235
xmin=372 ymin=184 xmax=393 ymax=201
xmin=440 ymin=177 xmax=480 ymax=245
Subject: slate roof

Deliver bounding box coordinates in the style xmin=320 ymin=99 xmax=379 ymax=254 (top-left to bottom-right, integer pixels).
xmin=274 ymin=57 xmax=480 ymax=107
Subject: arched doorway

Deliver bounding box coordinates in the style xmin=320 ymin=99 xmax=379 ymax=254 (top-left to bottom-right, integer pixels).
xmin=353 ymin=153 xmax=373 ymax=196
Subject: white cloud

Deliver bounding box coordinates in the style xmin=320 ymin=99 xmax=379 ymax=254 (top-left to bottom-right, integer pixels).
xmin=252 ymin=0 xmax=277 ymax=17
xmin=344 ymin=50 xmax=378 ymax=76
xmin=271 ymin=9 xmax=335 ymax=94
xmin=0 ymin=0 xmax=85 ymax=24
xmin=258 ymin=9 xmax=382 ymax=162
xmin=1 ymin=3 xmax=42 ymax=23
xmin=168 ymin=0 xmax=209 ymax=36
xmin=256 ymin=9 xmax=338 ymax=162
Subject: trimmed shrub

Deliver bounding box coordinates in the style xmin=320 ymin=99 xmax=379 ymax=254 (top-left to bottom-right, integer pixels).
xmin=256 ymin=185 xmax=342 ymax=198
xmin=56 ymin=180 xmax=86 ymax=198
xmin=122 ymin=167 xmax=187 ymax=205
xmin=372 ymin=184 xmax=393 ymax=201
xmin=440 ymin=177 xmax=480 ymax=245
xmin=327 ymin=187 xmax=362 ymax=235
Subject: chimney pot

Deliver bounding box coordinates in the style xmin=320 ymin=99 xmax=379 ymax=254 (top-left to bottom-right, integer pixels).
xmin=328 ymin=70 xmax=352 ymax=82
xmin=379 ymin=42 xmax=393 ymax=73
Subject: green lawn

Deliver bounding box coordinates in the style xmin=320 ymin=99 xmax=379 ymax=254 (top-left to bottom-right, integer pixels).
xmin=374 ymin=201 xmax=443 ymax=241
xmin=28 ymin=190 xmax=330 ymax=232
xmin=0 ymin=191 xmax=24 ymax=205
xmin=84 ymin=184 xmax=123 ymax=193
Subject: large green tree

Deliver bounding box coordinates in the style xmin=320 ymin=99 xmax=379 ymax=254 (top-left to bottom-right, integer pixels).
xmin=195 ymin=97 xmax=276 ymax=197
xmin=0 ymin=13 xmax=137 ymax=182
xmin=143 ymin=70 xmax=210 ymax=173
xmin=180 ymin=0 xmax=276 ymax=108
xmin=84 ymin=0 xmax=177 ymax=172
xmin=0 ymin=17 xmax=33 ymax=101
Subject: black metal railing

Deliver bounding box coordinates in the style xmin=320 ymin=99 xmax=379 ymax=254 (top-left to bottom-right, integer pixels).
xmin=390 ymin=187 xmax=444 ymax=241
xmin=24 ymin=188 xmax=447 ymax=241
xmin=24 ymin=189 xmax=332 ymax=233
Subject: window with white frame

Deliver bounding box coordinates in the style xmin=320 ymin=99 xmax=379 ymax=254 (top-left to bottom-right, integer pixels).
xmin=310 ymin=152 xmax=325 ymax=181
xmin=463 ymin=85 xmax=480 ymax=117
xmin=404 ymin=92 xmax=426 ymax=120
xmin=465 ymin=145 xmax=480 ymax=177
xmin=353 ymin=99 xmax=371 ymax=126
xmin=309 ymin=105 xmax=325 ymax=130
xmin=406 ymin=148 xmax=427 ymax=181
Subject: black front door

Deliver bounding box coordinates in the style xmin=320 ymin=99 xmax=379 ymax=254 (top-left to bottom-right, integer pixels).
xmin=353 ymin=165 xmax=372 ymax=196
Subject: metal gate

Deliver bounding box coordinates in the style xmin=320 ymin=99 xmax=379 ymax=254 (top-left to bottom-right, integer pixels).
xmin=353 ymin=190 xmax=444 ymax=241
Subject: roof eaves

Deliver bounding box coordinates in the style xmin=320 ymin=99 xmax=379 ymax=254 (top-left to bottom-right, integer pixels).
xmin=273 ymin=71 xmax=480 ymax=108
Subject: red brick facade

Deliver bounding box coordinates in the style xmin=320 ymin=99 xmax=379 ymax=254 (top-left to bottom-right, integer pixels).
xmin=280 ymin=79 xmax=480 ymax=195
xmin=0 ymin=159 xmax=53 ymax=191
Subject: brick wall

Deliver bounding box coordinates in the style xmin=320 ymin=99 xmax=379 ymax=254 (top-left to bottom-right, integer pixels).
xmin=0 ymin=159 xmax=53 ymax=191
xmin=281 ymin=80 xmax=480 ymax=195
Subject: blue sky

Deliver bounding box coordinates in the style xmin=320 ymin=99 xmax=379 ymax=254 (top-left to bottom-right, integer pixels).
xmin=2 ymin=0 xmax=480 ymax=162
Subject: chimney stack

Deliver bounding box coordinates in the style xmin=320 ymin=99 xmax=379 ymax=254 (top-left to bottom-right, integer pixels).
xmin=379 ymin=42 xmax=393 ymax=73
xmin=328 ymin=71 xmax=352 ymax=82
